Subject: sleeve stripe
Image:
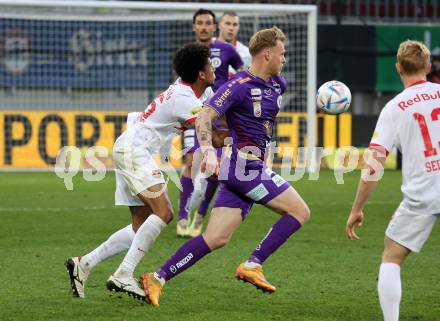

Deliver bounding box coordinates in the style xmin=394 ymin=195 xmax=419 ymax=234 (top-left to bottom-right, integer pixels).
xmin=369 ymin=143 xmax=389 ymax=156
xmin=204 ymin=104 xmax=221 ymax=116
xmin=184 ymin=117 xmax=197 ymax=125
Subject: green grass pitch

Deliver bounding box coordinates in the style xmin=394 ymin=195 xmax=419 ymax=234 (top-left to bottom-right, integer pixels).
xmin=1 ymin=170 xmax=439 ymax=321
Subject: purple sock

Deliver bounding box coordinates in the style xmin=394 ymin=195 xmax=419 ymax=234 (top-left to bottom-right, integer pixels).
xmin=249 ymin=214 xmax=302 ymax=264
xmin=198 ymin=177 xmax=218 ymax=216
xmin=178 ymin=175 xmax=193 ymax=220
xmin=156 ymin=235 xmax=211 ymax=281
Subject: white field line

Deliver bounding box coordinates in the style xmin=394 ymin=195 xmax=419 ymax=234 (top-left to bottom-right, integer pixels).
xmin=0 ymin=201 xmax=399 ymax=213
xmin=0 ymin=206 xmax=114 ymax=212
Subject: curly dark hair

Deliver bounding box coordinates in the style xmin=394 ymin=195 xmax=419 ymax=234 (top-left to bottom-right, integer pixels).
xmin=173 ymin=43 xmax=211 ymax=84
xmin=192 ymin=8 xmax=216 ymax=24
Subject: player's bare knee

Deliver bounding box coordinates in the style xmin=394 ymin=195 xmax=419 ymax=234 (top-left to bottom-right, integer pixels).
xmin=382 ymin=250 xmax=407 ymax=266
xmin=382 ymin=255 xmax=405 ymax=266
xmin=204 ymin=232 xmax=230 ymax=250
xmin=210 ymin=237 xmax=229 ymax=250
xmin=155 ymin=206 xmax=174 ymax=224
xmin=131 ymin=220 xmax=143 ymax=232
xmin=288 ymin=203 xmax=310 ymax=225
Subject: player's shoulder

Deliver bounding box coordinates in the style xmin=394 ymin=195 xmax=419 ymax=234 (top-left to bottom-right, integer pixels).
xmin=270 ymin=75 xmax=287 ymax=93
xmin=212 ymin=71 xmax=253 ymax=100
xmin=212 ymin=39 xmax=236 ymax=52
xmin=172 ymin=82 xmax=202 ymax=104
xmin=235 ymin=40 xmax=249 ymax=51
xmin=385 ymin=81 xmax=438 ymax=113
xmin=226 ymin=71 xmax=253 ymax=89
xmin=173 ymin=81 xmax=194 ymax=95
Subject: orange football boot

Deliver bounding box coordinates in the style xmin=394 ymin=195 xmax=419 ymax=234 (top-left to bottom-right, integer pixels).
xmin=235 ymin=263 xmax=276 ymax=293
xmin=140 ymin=273 xmax=163 ymax=307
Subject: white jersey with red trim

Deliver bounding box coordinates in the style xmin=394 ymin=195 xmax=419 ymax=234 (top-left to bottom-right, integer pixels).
xmin=132 ymin=80 xmax=213 ymax=153
xmin=228 ymin=40 xmax=251 ymax=76
xmin=233 ymin=40 xmax=251 ymax=68
xmin=370 ymin=80 xmax=440 ymax=214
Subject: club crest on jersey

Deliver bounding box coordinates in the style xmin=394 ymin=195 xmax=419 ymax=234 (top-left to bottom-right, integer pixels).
xmin=264 ymin=88 xmax=272 ymax=97
xmin=211 ymin=57 xmax=222 ymax=69
xmin=253 ymin=102 xmax=262 ymax=117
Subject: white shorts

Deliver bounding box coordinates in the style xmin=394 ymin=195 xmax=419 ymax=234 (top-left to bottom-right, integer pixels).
xmin=113 ymin=130 xmax=166 ymax=206
xmin=386 ymin=205 xmax=438 ymax=253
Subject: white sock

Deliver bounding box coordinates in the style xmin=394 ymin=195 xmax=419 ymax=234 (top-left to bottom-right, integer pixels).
xmin=153 ymin=272 xmax=166 ymax=286
xmin=244 ymin=261 xmax=261 ymax=269
xmin=378 ymin=263 xmax=401 ymax=321
xmin=115 ymin=214 xmax=166 ymax=277
xmin=80 ymin=224 xmax=135 ymax=272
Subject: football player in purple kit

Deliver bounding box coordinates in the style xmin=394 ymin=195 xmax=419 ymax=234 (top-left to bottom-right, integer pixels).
xmin=141 ymin=27 xmax=311 ymax=307
xmin=178 ymin=9 xmax=244 ymax=238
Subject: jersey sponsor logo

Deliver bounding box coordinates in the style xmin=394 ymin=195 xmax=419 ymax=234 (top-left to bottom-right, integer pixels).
xmin=251 ymin=88 xmax=262 ymax=96
xmin=253 ymin=102 xmax=262 ymax=117
xmin=251 ymin=88 xmax=262 ymax=102
xmin=245 ymin=183 xmax=269 ymax=201
xmin=210 ymin=48 xmax=221 ymax=57
xmin=211 ymin=57 xmax=222 ymax=69
xmin=214 ymin=89 xmax=231 ymax=107
xmin=397 ymin=91 xmax=440 ymax=111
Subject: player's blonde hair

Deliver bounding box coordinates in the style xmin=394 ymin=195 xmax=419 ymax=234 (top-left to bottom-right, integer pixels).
xmin=249 ymin=26 xmax=286 ymax=56
xmin=397 ymin=40 xmax=430 ymax=74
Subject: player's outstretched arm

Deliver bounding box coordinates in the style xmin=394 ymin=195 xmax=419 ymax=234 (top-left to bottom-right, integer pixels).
xmin=346 ymin=148 xmax=387 ymax=240
xmin=196 ymin=104 xmax=220 ymax=176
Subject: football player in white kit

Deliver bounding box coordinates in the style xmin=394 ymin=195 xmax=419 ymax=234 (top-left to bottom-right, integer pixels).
xmin=346 ymin=40 xmax=440 ymax=321
xmin=65 ymin=43 xmax=217 ymax=299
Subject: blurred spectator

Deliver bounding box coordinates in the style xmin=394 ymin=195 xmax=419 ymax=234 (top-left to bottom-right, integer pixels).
xmin=428 ymin=56 xmax=440 ymax=84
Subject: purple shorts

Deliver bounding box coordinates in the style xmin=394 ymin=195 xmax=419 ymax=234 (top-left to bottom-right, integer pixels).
xmin=213 ymin=151 xmax=290 ymax=219
xmin=183 ymin=129 xmax=222 ymax=157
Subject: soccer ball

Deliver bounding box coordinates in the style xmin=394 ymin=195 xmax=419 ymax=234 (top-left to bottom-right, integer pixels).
xmin=316 ymin=80 xmax=351 ymax=115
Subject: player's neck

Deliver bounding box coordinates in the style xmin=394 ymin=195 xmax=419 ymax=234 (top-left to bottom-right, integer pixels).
xmin=402 ymin=74 xmax=427 ymax=88
xmin=197 ymin=39 xmax=212 ymax=47
xmin=191 ymin=81 xmax=207 ymax=98
xmin=218 ymin=36 xmax=233 ymax=45
xmin=249 ymin=65 xmax=271 ymax=82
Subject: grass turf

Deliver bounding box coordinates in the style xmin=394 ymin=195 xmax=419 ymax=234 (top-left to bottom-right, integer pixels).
xmin=0 ymin=170 xmax=439 ymax=321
